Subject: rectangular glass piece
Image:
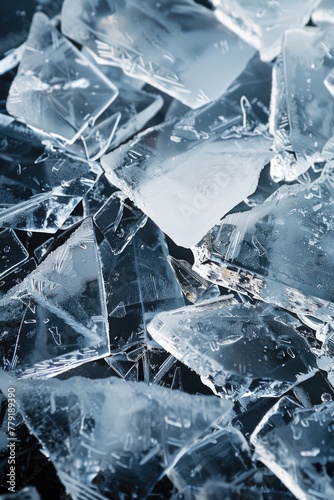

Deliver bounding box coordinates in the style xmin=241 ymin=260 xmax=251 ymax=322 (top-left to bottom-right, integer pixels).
xmin=61 ymin=0 xmax=255 ymax=108
xmin=0 ymin=375 xmax=232 ymax=498
xmin=213 ymin=0 xmax=320 ymax=61
xmin=193 ymin=171 xmax=334 ymax=322
xmin=270 ymin=27 xmax=334 ymax=180
xmin=6 ymin=12 xmax=118 ymax=144
xmin=148 ymin=297 xmax=317 ymax=399
xmin=102 ymin=56 xmax=273 ymax=247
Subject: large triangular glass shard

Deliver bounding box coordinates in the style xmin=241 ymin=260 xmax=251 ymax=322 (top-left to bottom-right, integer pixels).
xmin=270 ymin=27 xmax=334 ymax=180
xmin=61 ymin=0 xmax=255 ymax=108
xmin=100 ymin=219 xmax=184 ymax=354
xmin=6 ymin=13 xmax=118 ymax=144
xmin=102 ymin=56 xmax=273 ymax=247
xmin=148 ymin=297 xmax=317 ymax=399
xmin=251 ymin=397 xmax=334 ymax=500
xmin=212 ymin=0 xmax=319 ymax=62
xmin=0 ymin=375 xmax=232 ymax=498
xmin=0 ymin=147 xmax=102 ymax=232
xmin=0 ymin=218 xmax=110 ymax=378
xmin=193 ymin=171 xmax=334 ymax=322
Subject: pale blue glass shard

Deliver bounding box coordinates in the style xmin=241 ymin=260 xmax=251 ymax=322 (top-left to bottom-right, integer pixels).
xmin=312 ymin=0 xmax=334 ymax=25
xmin=0 ymin=375 xmax=232 ymax=498
xmin=33 ymin=237 xmax=55 ymax=263
xmin=94 ymin=191 xmax=147 ymax=256
xmin=0 ymin=258 xmax=36 ymax=298
xmin=61 ymin=0 xmax=255 ymax=108
xmin=102 ymin=56 xmax=273 ymax=247
xmin=100 ymin=219 xmax=184 ymax=354
xmin=193 ymin=172 xmax=334 ymax=322
xmin=270 ymin=28 xmax=334 ymax=180
xmin=148 ymin=297 xmax=317 ymax=399
xmin=251 ymin=397 xmax=334 ymax=500
xmin=213 ymin=0 xmax=320 ymax=62
xmin=0 ymin=219 xmax=110 ymax=378
xmin=6 ymin=12 xmax=118 ymax=144
xmin=0 ymin=149 xmax=102 ymax=232
xmin=168 ymin=428 xmax=254 ymax=491
xmin=0 ymin=229 xmax=28 ymax=278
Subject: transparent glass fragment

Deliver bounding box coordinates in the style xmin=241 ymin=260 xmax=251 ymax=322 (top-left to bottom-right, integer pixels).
xmin=270 ymin=27 xmax=334 ymax=180
xmin=33 ymin=237 xmax=54 ymax=263
xmin=0 ymin=148 xmax=102 ymax=232
xmin=169 ymin=428 xmax=254 ymax=491
xmin=1 ymin=375 xmax=232 ymax=498
xmin=100 ymin=219 xmax=184 ymax=354
xmin=102 ymin=56 xmax=273 ymax=247
xmin=6 ymin=12 xmax=118 ymax=144
xmin=94 ymin=191 xmax=147 ymax=256
xmin=251 ymin=397 xmax=334 ymax=500
xmin=0 ymin=229 xmax=28 ymax=278
xmin=148 ymin=297 xmax=317 ymax=399
xmin=0 ymin=487 xmax=41 ymax=500
xmin=193 ymin=172 xmax=334 ymax=322
xmin=61 ymin=0 xmax=255 ymax=108
xmin=212 ymin=0 xmax=319 ymax=62
xmin=0 ymin=218 xmax=110 ymax=378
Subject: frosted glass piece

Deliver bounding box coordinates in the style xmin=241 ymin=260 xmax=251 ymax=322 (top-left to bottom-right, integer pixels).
xmin=6 ymin=13 xmax=118 ymax=144
xmin=0 ymin=375 xmax=232 ymax=498
xmin=102 ymin=56 xmax=273 ymax=247
xmin=148 ymin=297 xmax=317 ymax=399
xmin=193 ymin=171 xmax=334 ymax=322
xmin=61 ymin=0 xmax=255 ymax=108
xmin=213 ymin=0 xmax=320 ymax=62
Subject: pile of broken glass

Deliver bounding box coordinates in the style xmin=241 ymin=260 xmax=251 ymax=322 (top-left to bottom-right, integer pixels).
xmin=2 ymin=0 xmax=334 ymax=498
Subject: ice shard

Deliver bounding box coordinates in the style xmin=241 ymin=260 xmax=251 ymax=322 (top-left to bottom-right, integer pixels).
xmin=193 ymin=170 xmax=334 ymax=322
xmin=6 ymin=12 xmax=118 ymax=144
xmin=0 ymin=218 xmax=110 ymax=378
xmin=0 ymin=375 xmax=232 ymax=498
xmin=212 ymin=0 xmax=319 ymax=62
xmin=251 ymin=397 xmax=334 ymax=500
xmin=100 ymin=218 xmax=184 ymax=355
xmin=102 ymin=56 xmax=273 ymax=247
xmin=168 ymin=428 xmax=254 ymax=492
xmin=61 ymin=0 xmax=255 ymax=108
xmin=270 ymin=27 xmax=334 ymax=180
xmin=0 ymin=147 xmax=102 ymax=232
xmin=148 ymin=297 xmax=317 ymax=399
xmin=0 ymin=229 xmax=28 ymax=278
xmin=312 ymin=0 xmax=334 ymax=25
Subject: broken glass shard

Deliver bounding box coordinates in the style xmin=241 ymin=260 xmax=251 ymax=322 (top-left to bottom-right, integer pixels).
xmin=212 ymin=0 xmax=319 ymax=62
xmin=169 ymin=256 xmax=220 ymax=304
xmin=94 ymin=191 xmax=147 ymax=256
xmin=0 ymin=487 xmax=41 ymax=500
xmin=100 ymin=218 xmax=184 ymax=354
xmin=148 ymin=297 xmax=317 ymax=399
xmin=0 ymin=229 xmax=28 ymax=278
xmin=193 ymin=171 xmax=334 ymax=322
xmin=251 ymin=396 xmax=334 ymax=500
xmin=1 ymin=375 xmax=232 ymax=498
xmin=33 ymin=237 xmax=55 ymax=263
xmin=6 ymin=12 xmax=118 ymax=144
xmin=102 ymin=56 xmax=273 ymax=247
xmin=169 ymin=428 xmax=254 ymax=492
xmin=270 ymin=27 xmax=334 ymax=180
xmin=61 ymin=0 xmax=255 ymax=108
xmin=0 ymin=218 xmax=110 ymax=378
xmin=0 ymin=148 xmax=102 ymax=232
